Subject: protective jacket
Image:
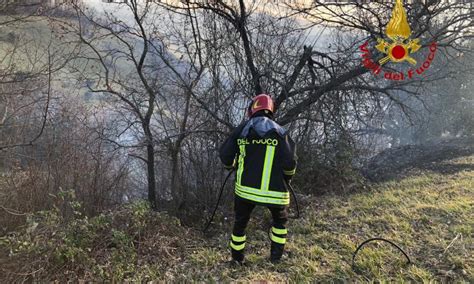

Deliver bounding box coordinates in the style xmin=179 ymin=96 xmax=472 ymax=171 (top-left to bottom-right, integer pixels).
xmin=219 ymin=114 xmax=297 ymax=207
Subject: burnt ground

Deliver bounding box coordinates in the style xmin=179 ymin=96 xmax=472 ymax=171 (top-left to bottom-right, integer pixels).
xmin=363 ymin=137 xmax=474 ymax=182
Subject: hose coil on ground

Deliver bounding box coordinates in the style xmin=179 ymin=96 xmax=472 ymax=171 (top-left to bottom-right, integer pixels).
xmin=352 ymin=237 xmax=411 ymax=270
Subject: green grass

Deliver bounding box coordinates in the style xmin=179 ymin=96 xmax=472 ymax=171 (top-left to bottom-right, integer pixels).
xmin=1 ymin=155 xmax=473 ymax=282
xmin=173 ymin=155 xmax=473 ymax=282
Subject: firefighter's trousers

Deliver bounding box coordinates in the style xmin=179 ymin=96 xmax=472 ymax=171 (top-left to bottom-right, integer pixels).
xmin=230 ymin=196 xmax=288 ymax=262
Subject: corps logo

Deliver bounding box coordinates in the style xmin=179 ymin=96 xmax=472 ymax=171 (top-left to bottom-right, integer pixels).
xmin=360 ymin=0 xmax=437 ymax=81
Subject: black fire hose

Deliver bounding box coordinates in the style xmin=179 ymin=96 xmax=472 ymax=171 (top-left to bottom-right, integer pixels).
xmin=202 ymin=169 xmax=234 ymax=233
xmin=285 ymin=180 xmax=300 ymax=219
xmin=352 ymin=237 xmax=411 ymax=269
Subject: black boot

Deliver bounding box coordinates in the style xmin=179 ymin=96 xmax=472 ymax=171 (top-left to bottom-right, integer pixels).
xmin=231 ymin=247 xmax=245 ymax=263
xmin=270 ymin=241 xmax=284 ymax=263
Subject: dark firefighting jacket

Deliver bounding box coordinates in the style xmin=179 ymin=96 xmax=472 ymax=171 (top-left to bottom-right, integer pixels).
xmin=219 ymin=114 xmax=297 ymax=207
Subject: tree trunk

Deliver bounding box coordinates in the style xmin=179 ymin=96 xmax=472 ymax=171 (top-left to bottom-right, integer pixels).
xmin=171 ymin=89 xmax=192 ymax=211
xmin=144 ymin=122 xmax=157 ymax=210
xmin=170 ymin=148 xmax=180 ymax=205
xmin=146 ymin=143 xmax=157 ymax=210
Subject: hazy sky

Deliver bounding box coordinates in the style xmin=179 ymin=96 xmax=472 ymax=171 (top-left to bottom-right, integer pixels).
xmin=79 ymin=0 xmax=332 ymax=51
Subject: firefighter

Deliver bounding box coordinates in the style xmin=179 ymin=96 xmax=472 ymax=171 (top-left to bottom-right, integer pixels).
xmin=219 ymin=94 xmax=297 ymax=264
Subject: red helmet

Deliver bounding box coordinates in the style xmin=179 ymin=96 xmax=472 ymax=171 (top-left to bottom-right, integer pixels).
xmin=248 ymin=94 xmax=274 ymax=117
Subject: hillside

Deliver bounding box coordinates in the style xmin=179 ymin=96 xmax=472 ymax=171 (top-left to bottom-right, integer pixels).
xmin=1 ymin=154 xmax=473 ymax=282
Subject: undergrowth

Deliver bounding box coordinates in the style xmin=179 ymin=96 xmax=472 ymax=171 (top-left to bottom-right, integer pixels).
xmin=0 ymin=156 xmax=472 ymax=282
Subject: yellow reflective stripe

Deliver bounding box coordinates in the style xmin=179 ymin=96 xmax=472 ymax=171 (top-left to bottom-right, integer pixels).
xmin=231 ymin=234 xmax=246 ymax=242
xmin=270 ymin=232 xmax=286 ymax=244
xmin=283 ymin=168 xmax=296 ymax=175
xmin=235 ymin=189 xmax=289 ymax=205
xmin=230 ymin=241 xmax=245 ymax=251
xmin=236 ymin=184 xmax=289 ymax=199
xmin=261 ymin=146 xmax=275 ymax=191
xmin=272 ymin=227 xmax=288 ymax=235
xmin=237 ymin=145 xmax=246 ymax=185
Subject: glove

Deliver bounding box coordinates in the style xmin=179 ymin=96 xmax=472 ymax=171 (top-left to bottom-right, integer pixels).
xmin=224 ymin=159 xmax=236 ymax=171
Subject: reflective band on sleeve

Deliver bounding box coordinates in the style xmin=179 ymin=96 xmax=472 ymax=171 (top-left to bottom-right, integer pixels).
xmin=237 ymin=145 xmax=246 ymax=185
xmin=283 ymin=168 xmax=296 ymax=175
xmin=270 ymin=233 xmax=286 ymax=244
xmin=261 ymin=146 xmax=275 ymax=191
xmin=231 ymin=234 xmax=246 ymax=242
xmin=235 ymin=189 xmax=289 ymax=205
xmin=272 ymin=227 xmax=288 ymax=235
xmin=230 ymin=241 xmax=245 ymax=251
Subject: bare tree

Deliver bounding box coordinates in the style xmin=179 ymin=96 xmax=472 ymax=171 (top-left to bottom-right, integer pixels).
xmin=151 ymin=0 xmax=472 ymax=195
xmin=58 ymin=0 xmax=216 ymax=209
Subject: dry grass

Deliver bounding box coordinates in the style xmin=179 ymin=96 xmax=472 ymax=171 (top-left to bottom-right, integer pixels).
xmin=0 ymin=155 xmax=473 ymax=282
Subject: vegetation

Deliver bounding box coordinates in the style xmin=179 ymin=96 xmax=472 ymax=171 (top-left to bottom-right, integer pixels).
xmin=0 ymin=1 xmax=472 ymax=281
xmin=1 ymin=154 xmax=472 ymax=282
xmin=2 ymin=1 xmax=473 ymax=217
